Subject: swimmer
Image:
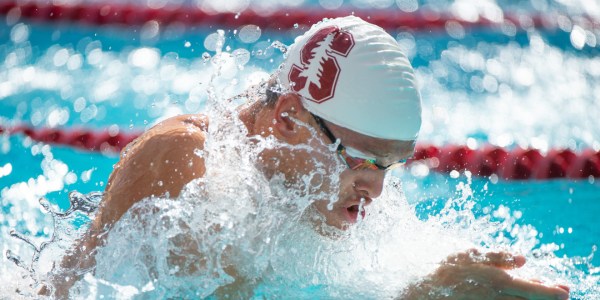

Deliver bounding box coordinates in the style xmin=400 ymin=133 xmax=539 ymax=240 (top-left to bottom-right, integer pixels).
xmin=50 ymin=16 xmax=569 ymax=299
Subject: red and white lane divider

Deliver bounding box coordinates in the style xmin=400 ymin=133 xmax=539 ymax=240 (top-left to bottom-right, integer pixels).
xmin=1 ymin=1 xmax=598 ymax=32
xmin=1 ymin=124 xmax=140 ymax=153
xmin=411 ymin=144 xmax=600 ymax=180
xmin=2 ymin=124 xmax=599 ymax=180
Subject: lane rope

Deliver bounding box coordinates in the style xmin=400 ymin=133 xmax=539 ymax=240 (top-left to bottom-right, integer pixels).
xmin=2 ymin=124 xmax=599 ymax=180
xmin=2 ymin=4 xmax=598 ymax=181
xmin=1 ymin=1 xmax=598 ymax=32
xmin=1 ymin=124 xmax=140 ymax=154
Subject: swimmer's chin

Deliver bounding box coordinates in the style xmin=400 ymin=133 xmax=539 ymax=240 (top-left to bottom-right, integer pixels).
xmin=300 ymin=205 xmax=348 ymax=238
xmin=313 ymin=222 xmax=349 ymax=239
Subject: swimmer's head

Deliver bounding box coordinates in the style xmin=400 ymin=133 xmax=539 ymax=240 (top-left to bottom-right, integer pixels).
xmin=249 ymin=17 xmax=420 ymax=231
xmin=277 ymin=15 xmax=422 ymax=141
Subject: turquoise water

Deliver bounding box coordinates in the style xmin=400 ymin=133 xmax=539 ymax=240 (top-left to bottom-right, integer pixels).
xmin=1 ymin=0 xmax=600 ymax=298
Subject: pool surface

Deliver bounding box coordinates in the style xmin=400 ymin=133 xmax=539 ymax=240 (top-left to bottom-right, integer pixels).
xmin=1 ymin=0 xmax=600 ymax=298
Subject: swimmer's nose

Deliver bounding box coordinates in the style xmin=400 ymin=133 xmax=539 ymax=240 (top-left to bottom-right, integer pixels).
xmin=353 ymin=170 xmax=385 ymax=199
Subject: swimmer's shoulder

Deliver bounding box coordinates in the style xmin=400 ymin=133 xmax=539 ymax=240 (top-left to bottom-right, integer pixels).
xmin=116 ymin=113 xmax=210 ymax=177
xmin=143 ymin=113 xmax=209 ymax=140
xmin=155 ymin=113 xmax=210 ymax=133
xmin=122 ymin=113 xmax=210 ymax=156
xmin=101 ymin=114 xmax=210 ymax=224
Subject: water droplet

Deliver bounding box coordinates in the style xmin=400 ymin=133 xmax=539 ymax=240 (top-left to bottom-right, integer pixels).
xmin=232 ymin=48 xmax=251 ymax=66
xmin=184 ymin=41 xmax=191 ymax=48
xmin=5 ymin=250 xmax=27 ymax=270
xmin=238 ymin=24 xmax=261 ymax=43
xmin=270 ymin=41 xmax=288 ymax=54
xmin=202 ymin=52 xmax=211 ymax=62
xmin=10 ymin=23 xmax=29 ymax=44
xmin=204 ymin=32 xmax=223 ymax=52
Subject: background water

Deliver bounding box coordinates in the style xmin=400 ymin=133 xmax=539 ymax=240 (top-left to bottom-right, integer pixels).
xmin=1 ymin=0 xmax=600 ymax=298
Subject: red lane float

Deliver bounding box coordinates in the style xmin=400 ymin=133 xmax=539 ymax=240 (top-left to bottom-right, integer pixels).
xmin=1 ymin=124 xmax=141 ymax=154
xmin=2 ymin=124 xmax=599 ymax=180
xmin=2 ymin=0 xmax=599 ymax=32
xmin=410 ymin=144 xmax=600 ymax=180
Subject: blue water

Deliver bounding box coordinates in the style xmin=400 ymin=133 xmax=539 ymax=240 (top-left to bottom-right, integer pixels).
xmin=1 ymin=0 xmax=600 ymax=298
xmin=402 ymin=171 xmax=600 ymax=262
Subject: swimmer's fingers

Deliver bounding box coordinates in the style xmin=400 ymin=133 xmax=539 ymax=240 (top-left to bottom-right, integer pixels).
xmin=444 ymin=248 xmax=481 ymax=264
xmin=482 ymin=252 xmax=526 ymax=269
xmin=401 ymin=262 xmax=569 ymax=300
xmin=499 ymin=277 xmax=569 ymax=300
xmin=528 ymin=280 xmax=570 ymax=293
xmin=471 ymin=265 xmax=569 ymax=300
xmin=443 ymin=249 xmax=568 ymax=297
xmin=556 ymin=284 xmax=570 ymax=293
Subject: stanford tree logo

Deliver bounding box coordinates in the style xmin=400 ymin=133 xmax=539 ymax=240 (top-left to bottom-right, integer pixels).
xmin=288 ymin=26 xmax=355 ymax=103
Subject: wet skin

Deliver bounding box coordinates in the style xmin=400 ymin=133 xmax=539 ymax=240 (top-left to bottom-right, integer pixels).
xmin=50 ymin=93 xmax=569 ymax=299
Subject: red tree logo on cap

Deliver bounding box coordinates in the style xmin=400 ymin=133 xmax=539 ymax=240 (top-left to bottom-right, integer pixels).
xmin=288 ymin=26 xmax=355 ymax=103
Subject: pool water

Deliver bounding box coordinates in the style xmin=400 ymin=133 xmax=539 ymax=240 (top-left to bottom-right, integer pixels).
xmin=1 ymin=0 xmax=600 ymax=298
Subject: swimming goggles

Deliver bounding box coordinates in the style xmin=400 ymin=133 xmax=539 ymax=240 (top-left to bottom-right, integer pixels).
xmin=312 ymin=114 xmax=407 ymax=171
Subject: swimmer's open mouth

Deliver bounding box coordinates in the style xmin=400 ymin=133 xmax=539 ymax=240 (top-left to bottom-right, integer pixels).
xmin=346 ymin=205 xmax=366 ymax=223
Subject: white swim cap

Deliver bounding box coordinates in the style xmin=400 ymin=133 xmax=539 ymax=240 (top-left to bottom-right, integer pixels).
xmin=277 ymin=16 xmax=422 ymax=141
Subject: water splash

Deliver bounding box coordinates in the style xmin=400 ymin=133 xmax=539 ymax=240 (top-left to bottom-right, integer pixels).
xmin=270 ymin=41 xmax=288 ymax=54
xmin=201 ymin=52 xmax=212 ymax=63
xmin=5 ymin=191 xmax=101 ymax=296
xmin=1 ymin=14 xmax=599 ymax=299
xmin=33 ymin=136 xmax=596 ymax=298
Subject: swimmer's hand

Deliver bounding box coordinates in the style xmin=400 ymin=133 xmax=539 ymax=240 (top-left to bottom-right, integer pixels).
xmin=399 ymin=249 xmax=569 ymax=300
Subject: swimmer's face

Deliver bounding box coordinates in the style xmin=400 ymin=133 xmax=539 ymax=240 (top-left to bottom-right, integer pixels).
xmin=262 ymin=94 xmax=415 ymax=231
xmin=308 ymin=121 xmax=415 ymax=230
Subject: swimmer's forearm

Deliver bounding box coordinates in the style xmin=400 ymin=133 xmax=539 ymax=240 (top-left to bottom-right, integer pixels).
xmin=43 ymin=229 xmax=101 ymax=297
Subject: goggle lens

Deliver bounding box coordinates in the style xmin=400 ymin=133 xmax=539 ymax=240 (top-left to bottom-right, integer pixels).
xmin=338 ymin=148 xmax=406 ymax=171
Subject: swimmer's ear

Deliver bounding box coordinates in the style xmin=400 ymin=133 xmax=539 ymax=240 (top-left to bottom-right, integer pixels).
xmin=272 ymin=93 xmax=311 ymax=138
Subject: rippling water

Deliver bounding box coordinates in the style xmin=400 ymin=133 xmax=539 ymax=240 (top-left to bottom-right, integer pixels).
xmin=1 ymin=0 xmax=600 ymax=298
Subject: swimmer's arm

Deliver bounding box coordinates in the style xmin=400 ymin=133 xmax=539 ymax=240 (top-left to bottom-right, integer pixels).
xmin=48 ymin=115 xmax=208 ymax=296
xmin=398 ymin=249 xmax=569 ymax=300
